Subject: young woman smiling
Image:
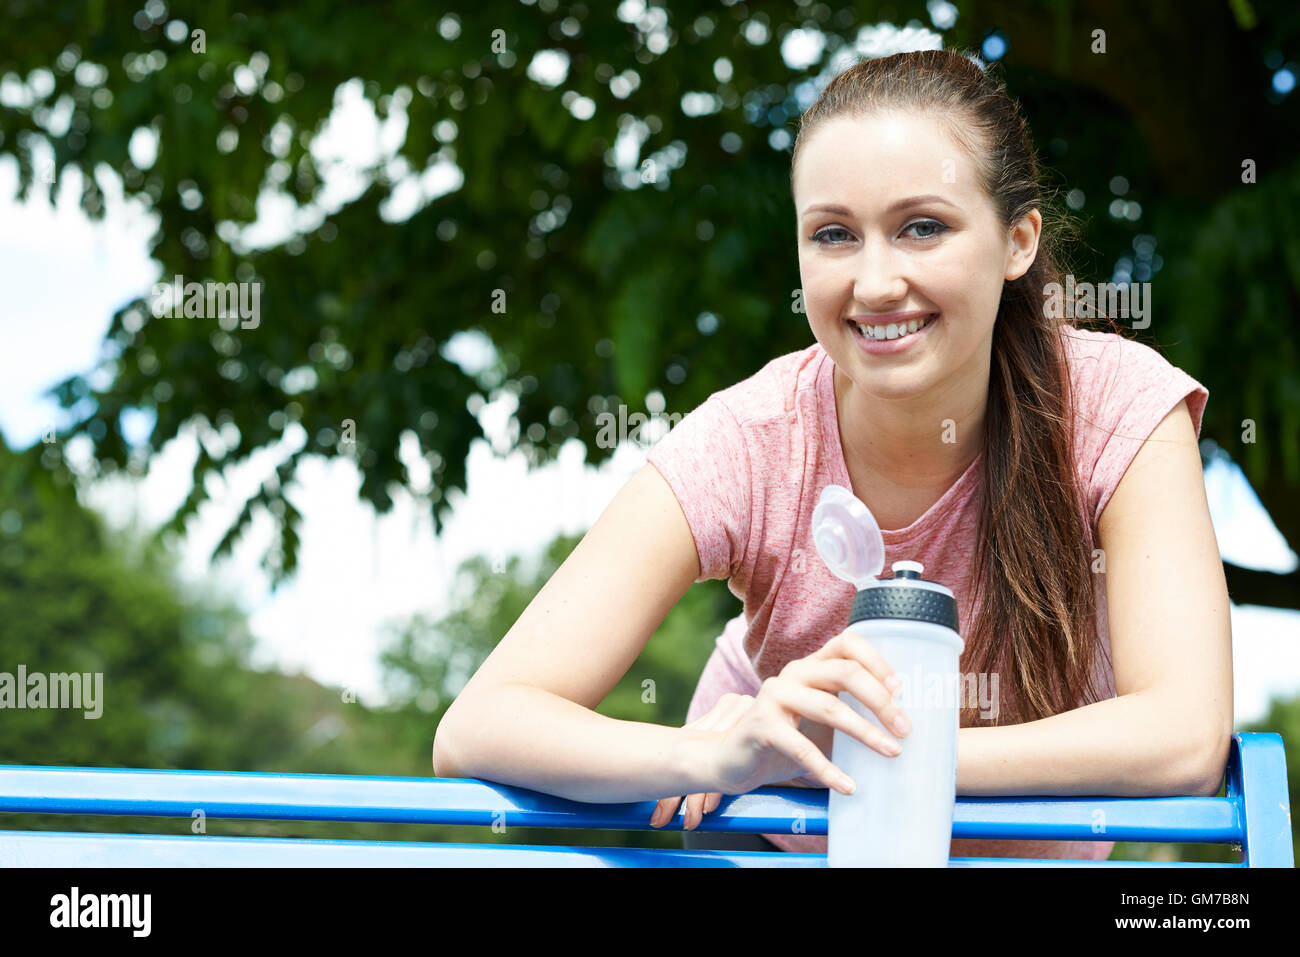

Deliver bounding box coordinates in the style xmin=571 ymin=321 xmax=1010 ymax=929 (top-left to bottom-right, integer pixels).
xmin=433 ymin=49 xmax=1231 ymax=861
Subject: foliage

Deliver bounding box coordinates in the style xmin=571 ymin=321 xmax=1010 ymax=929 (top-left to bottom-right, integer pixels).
xmin=0 ymin=0 xmax=1295 ymax=597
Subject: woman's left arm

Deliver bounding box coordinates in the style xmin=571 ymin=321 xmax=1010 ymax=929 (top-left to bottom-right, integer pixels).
xmin=957 ymin=398 xmax=1234 ymax=797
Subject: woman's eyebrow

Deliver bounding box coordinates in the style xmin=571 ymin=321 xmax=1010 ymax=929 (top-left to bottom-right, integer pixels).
xmin=799 ymin=195 xmax=960 ymax=219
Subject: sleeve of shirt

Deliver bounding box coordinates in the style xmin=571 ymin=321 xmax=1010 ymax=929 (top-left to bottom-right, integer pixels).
xmin=1072 ymin=334 xmax=1210 ymax=526
xmin=645 ymin=395 xmax=753 ymax=583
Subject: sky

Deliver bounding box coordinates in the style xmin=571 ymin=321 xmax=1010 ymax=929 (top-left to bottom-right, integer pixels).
xmin=1 ymin=17 xmax=1298 ymax=728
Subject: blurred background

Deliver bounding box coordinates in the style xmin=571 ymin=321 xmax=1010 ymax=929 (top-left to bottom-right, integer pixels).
xmin=0 ymin=0 xmax=1297 ymax=863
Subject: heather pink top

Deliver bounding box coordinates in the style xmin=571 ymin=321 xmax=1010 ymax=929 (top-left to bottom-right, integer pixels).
xmin=646 ymin=324 xmax=1209 ymax=859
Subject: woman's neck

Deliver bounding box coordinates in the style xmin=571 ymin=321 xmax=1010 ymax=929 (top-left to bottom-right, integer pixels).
xmin=833 ymin=363 xmax=986 ymax=497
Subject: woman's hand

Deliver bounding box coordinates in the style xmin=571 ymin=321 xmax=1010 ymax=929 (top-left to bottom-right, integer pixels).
xmin=705 ymin=631 xmax=910 ymax=798
xmin=650 ymin=691 xmax=756 ymax=830
xmin=768 ymin=715 xmax=836 ymax=787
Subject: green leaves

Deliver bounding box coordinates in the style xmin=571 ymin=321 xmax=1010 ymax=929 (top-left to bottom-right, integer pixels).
xmin=610 ymin=270 xmax=666 ymax=401
xmin=3 ymin=0 xmax=1296 ymax=586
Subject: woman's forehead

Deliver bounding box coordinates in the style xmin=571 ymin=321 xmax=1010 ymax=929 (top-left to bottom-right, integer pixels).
xmin=793 ymin=116 xmax=983 ymax=214
xmin=795 ymin=112 xmax=976 ymax=180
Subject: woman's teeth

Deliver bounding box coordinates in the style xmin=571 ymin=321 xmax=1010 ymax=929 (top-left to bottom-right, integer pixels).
xmin=850 ymin=315 xmax=934 ymax=341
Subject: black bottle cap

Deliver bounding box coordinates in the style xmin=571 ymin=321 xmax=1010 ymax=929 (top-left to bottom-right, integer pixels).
xmin=848 ymin=561 xmax=959 ymax=632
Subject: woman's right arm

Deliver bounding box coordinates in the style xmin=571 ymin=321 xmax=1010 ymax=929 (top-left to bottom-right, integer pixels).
xmin=431 ymin=463 xmax=718 ymax=804
xmin=433 ymin=463 xmax=912 ymax=809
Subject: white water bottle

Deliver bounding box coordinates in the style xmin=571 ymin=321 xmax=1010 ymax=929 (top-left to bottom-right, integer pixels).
xmin=812 ymin=485 xmax=964 ymax=868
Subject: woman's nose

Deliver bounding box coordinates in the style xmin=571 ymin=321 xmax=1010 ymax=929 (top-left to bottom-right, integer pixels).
xmin=852 ymin=239 xmax=909 ymax=306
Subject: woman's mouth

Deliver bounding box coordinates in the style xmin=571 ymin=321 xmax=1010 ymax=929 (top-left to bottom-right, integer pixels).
xmin=847 ymin=314 xmax=935 ymax=341
xmin=845 ymin=313 xmax=938 ymax=354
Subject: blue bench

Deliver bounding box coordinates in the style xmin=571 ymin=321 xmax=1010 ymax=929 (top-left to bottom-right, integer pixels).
xmin=0 ymin=731 xmax=1290 ymax=866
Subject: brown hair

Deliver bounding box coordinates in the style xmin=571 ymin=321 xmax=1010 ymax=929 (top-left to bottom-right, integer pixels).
xmin=791 ymin=48 xmax=1114 ymax=727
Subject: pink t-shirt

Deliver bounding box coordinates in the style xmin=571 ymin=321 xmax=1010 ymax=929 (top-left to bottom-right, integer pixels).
xmin=646 ymin=324 xmax=1209 ymax=859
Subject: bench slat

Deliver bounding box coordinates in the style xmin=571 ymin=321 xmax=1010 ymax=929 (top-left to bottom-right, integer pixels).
xmin=0 ymin=831 xmax=820 ymax=867
xmin=0 ymin=831 xmax=1243 ymax=868
xmin=0 ymin=770 xmax=1246 ymax=841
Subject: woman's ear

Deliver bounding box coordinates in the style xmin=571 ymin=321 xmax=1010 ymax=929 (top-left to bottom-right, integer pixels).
xmin=1004 ymin=208 xmax=1042 ymax=282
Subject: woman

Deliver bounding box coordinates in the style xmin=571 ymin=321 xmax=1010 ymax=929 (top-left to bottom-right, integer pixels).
xmin=432 ymin=49 xmax=1232 ymax=862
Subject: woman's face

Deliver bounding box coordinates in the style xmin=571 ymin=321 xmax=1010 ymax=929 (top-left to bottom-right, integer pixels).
xmin=793 ymin=110 xmax=1040 ymax=404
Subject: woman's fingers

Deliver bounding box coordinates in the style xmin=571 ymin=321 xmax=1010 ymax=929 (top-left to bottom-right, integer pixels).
xmin=683 ymin=791 xmax=709 ymax=830
xmin=652 ymin=693 xmax=752 ymax=828
xmin=781 ymin=655 xmax=910 ymax=743
xmin=698 ymin=639 xmax=909 ymax=799
xmin=766 ymin=673 xmax=903 ymax=758
xmin=684 ymin=694 xmax=753 ymax=826
xmin=812 ymin=631 xmax=900 ymax=692
xmin=651 ymin=790 xmax=724 ymax=829
xmin=759 ymin=708 xmax=859 ymax=793
xmin=650 ymin=796 xmax=680 ymax=827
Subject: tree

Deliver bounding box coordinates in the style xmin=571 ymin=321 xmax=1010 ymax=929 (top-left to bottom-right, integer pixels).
xmin=1 ymin=0 xmax=1295 ymax=608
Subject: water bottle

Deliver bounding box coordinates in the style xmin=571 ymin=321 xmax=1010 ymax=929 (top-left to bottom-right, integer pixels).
xmin=812 ymin=484 xmax=964 ymax=867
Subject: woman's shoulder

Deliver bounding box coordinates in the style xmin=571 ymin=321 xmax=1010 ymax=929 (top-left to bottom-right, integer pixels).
xmin=1059 ymin=321 xmax=1163 ymax=369
xmin=1059 ymin=322 xmax=1203 ymax=408
xmin=1058 ymin=321 xmax=1209 ymax=467
xmin=649 ymin=341 xmax=824 ymax=468
xmin=704 ymin=340 xmax=826 ymax=424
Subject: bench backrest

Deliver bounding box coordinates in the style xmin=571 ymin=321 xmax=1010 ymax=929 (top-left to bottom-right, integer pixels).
xmin=0 ymin=732 xmax=1290 ymax=866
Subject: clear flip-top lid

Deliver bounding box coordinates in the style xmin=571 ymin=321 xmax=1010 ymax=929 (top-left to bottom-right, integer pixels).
xmin=812 ymin=484 xmax=886 ymax=590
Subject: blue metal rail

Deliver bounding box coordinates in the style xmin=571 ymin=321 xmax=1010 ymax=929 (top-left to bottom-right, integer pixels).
xmin=0 ymin=731 xmax=1290 ymax=867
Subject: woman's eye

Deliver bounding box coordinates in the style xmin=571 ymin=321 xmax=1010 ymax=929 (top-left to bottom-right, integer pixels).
xmin=812 ymin=227 xmax=852 ymax=245
xmin=904 ymin=219 xmax=948 ymax=240
xmin=812 ymin=221 xmax=948 ymax=245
